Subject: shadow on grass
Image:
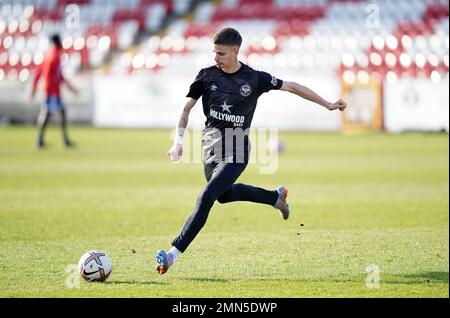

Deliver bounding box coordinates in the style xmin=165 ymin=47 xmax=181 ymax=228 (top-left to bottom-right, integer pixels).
xmin=180 ymin=277 xmax=229 ymax=283
xmin=309 ymin=271 xmax=449 ymax=285
xmin=167 ymin=272 xmax=448 ymax=287
xmin=105 ymin=280 xmax=169 ymax=286
xmin=195 ymin=272 xmax=449 ymax=285
xmin=383 ymin=272 xmax=449 ymax=285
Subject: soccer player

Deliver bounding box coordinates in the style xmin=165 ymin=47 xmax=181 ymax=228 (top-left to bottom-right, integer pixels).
xmin=31 ymin=34 xmax=78 ymax=149
xmin=156 ymin=28 xmax=346 ymax=274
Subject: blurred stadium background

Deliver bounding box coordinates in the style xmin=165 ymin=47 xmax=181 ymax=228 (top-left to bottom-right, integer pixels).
xmin=0 ymin=0 xmax=448 ymax=132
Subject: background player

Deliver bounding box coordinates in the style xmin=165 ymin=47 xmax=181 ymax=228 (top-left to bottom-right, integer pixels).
xmin=31 ymin=34 xmax=78 ymax=149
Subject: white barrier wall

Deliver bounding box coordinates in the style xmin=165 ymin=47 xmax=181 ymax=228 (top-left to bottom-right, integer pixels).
xmin=0 ymin=74 xmax=93 ymax=124
xmin=93 ymin=73 xmax=187 ymax=128
xmin=384 ymin=77 xmax=449 ymax=132
xmin=93 ymin=72 xmax=342 ymax=131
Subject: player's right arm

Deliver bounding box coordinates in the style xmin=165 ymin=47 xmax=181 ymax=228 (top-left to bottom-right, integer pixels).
xmin=167 ymin=98 xmax=198 ymax=162
xmin=280 ymin=81 xmax=347 ymax=111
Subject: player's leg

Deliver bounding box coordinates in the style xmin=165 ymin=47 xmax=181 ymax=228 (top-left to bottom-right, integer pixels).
xmin=36 ymin=105 xmax=51 ymax=148
xmin=217 ymin=184 xmax=290 ymax=220
xmin=173 ymin=161 xmax=247 ymax=250
xmin=217 ymin=184 xmax=278 ymax=205
xmin=205 ymin=156 xmax=290 ymax=219
xmin=59 ymin=105 xmax=73 ymax=147
xmin=215 ymin=136 xmax=290 ymax=218
xmin=156 ymin=161 xmax=247 ymax=274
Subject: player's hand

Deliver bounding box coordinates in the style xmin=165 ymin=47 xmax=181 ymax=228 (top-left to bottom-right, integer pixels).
xmin=327 ymin=99 xmax=347 ymax=111
xmin=167 ymin=144 xmax=183 ymax=162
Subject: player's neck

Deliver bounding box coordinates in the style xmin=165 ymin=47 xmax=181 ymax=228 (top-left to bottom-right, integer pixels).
xmin=221 ymin=61 xmax=241 ymax=74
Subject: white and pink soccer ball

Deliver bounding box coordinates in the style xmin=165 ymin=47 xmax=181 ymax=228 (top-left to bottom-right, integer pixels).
xmin=78 ymin=250 xmax=112 ymax=282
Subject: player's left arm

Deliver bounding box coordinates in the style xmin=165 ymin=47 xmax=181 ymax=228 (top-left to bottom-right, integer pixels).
xmin=280 ymin=81 xmax=347 ymax=111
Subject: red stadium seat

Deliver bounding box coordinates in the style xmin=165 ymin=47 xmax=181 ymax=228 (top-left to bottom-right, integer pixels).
xmin=184 ymin=22 xmax=221 ymax=38
xmin=33 ymin=8 xmax=63 ymax=21
xmin=141 ymin=0 xmax=173 ymax=13
xmin=113 ymin=9 xmax=145 ymax=31
xmin=211 ymin=4 xmax=325 ymax=23
xmin=58 ymin=0 xmax=91 ymax=5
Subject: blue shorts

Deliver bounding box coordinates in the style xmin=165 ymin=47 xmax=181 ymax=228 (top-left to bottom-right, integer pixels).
xmin=45 ymin=95 xmax=64 ymax=113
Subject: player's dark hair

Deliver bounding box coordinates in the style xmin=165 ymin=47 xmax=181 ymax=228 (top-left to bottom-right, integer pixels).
xmin=50 ymin=34 xmax=62 ymax=49
xmin=213 ymin=27 xmax=242 ymax=47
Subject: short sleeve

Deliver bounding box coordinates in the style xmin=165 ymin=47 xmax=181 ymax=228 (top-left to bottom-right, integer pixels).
xmin=186 ymin=69 xmax=206 ymax=100
xmin=257 ymin=71 xmax=283 ymax=94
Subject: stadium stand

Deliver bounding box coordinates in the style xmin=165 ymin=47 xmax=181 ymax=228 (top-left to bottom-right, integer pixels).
xmin=108 ymin=0 xmax=448 ymax=84
xmin=0 ymin=0 xmax=448 ymax=80
xmin=0 ymin=0 xmax=448 ymax=126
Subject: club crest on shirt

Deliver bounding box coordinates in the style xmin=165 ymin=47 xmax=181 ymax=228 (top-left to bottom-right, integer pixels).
xmin=240 ymin=84 xmax=252 ymax=97
xmin=271 ymin=75 xmax=278 ymax=86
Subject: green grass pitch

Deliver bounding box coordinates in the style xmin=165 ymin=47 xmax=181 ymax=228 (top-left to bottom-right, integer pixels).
xmin=0 ymin=126 xmax=448 ymax=297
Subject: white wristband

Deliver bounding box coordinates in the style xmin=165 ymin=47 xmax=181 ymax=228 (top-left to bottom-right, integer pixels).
xmin=174 ymin=135 xmax=183 ymax=145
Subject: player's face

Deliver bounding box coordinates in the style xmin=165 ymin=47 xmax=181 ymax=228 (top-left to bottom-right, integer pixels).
xmin=213 ymin=44 xmax=239 ymax=69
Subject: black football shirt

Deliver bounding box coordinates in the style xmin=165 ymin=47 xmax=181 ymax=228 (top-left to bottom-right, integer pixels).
xmin=186 ymin=62 xmax=283 ymax=163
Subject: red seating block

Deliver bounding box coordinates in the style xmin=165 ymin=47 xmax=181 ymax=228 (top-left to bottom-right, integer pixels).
xmin=112 ymin=9 xmax=145 ymax=31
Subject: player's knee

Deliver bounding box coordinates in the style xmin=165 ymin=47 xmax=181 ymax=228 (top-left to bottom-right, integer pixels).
xmin=198 ymin=188 xmax=215 ymax=205
xmin=217 ymin=186 xmax=237 ymax=204
xmin=37 ymin=111 xmax=50 ymax=124
xmin=217 ymin=193 xmax=231 ymax=204
xmin=217 ymin=196 xmax=227 ymax=204
xmin=38 ymin=109 xmax=48 ymax=117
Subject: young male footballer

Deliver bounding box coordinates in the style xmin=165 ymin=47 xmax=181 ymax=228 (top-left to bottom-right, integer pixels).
xmin=156 ymin=27 xmax=347 ymax=274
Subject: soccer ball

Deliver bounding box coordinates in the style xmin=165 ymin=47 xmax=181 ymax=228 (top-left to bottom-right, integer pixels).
xmin=78 ymin=250 xmax=112 ymax=282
